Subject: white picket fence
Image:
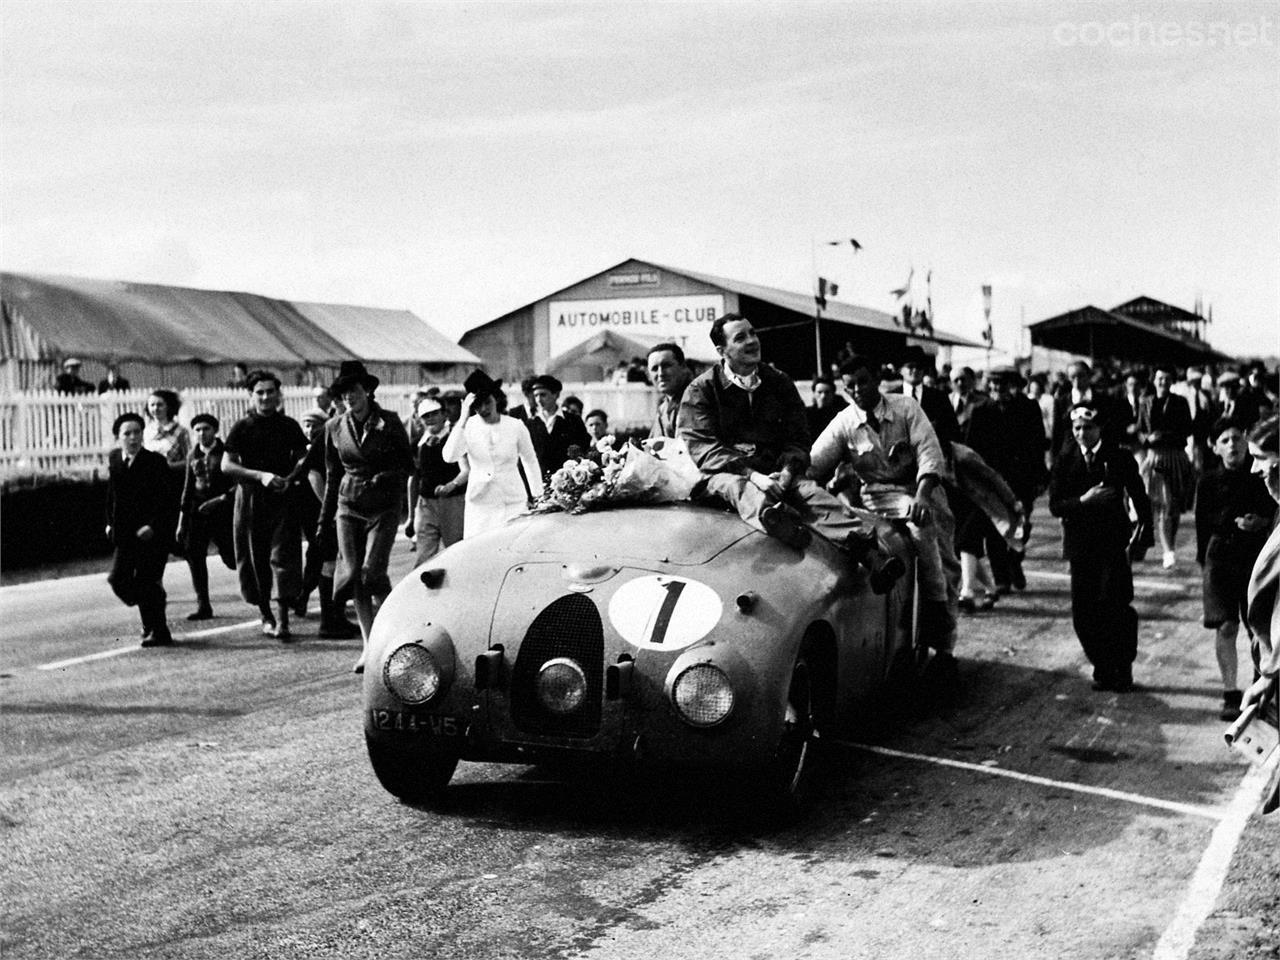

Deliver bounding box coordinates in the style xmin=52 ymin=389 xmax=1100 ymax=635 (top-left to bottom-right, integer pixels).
xmin=0 ymin=383 xmax=663 ymax=482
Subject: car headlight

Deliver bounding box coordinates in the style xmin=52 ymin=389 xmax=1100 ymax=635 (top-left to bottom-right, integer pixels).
xmin=384 ymin=643 xmax=443 ymax=705
xmin=671 ymin=663 xmax=734 ymax=727
xmin=536 ymin=657 xmax=587 ymax=715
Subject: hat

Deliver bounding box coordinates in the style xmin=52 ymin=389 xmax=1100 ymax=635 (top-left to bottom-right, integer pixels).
xmin=416 ymin=397 xmax=443 ymax=417
xmin=63 ymin=357 xmax=81 ymax=368
xmin=440 ymin=388 xmax=465 ymax=401
xmin=330 ymin=360 xmax=379 ymax=395
xmin=301 ymin=407 xmax=330 ymax=424
xmin=462 ymin=369 xmax=504 ymax=399
xmin=532 ymin=374 xmax=563 ymax=395
xmin=1068 ymin=402 xmax=1099 ymax=423
xmin=190 ymin=412 xmax=220 ymax=430
xmin=899 ymin=346 xmax=932 ymax=369
xmin=987 ymin=364 xmax=1020 ymax=381
xmin=1216 ymin=371 xmax=1241 ymax=387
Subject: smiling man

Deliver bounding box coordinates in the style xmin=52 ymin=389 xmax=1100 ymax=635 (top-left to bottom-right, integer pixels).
xmin=646 ymin=341 xmax=693 ymax=440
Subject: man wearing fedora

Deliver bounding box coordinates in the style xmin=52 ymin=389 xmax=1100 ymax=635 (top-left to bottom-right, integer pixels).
xmin=1049 ymin=401 xmax=1154 ymax=692
xmin=888 ymin=346 xmax=962 ymax=450
xmin=524 ymin=373 xmax=591 ymax=480
xmin=222 ymin=369 xmax=310 ymax=640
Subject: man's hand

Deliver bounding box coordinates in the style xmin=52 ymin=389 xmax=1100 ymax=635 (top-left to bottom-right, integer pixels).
xmin=1240 ymin=672 xmax=1276 ymax=713
xmin=433 ymin=482 xmax=454 ymax=498
xmin=136 ymin=525 xmax=154 ymax=542
xmin=1079 ymin=483 xmax=1118 ymax=506
xmin=1237 ymin=513 xmax=1270 ymax=532
xmin=748 ymin=471 xmax=784 ymax=499
xmin=261 ymin=472 xmax=286 ymax=491
xmin=776 ymin=466 xmax=798 ymax=493
xmin=908 ymin=493 xmax=932 ymax=526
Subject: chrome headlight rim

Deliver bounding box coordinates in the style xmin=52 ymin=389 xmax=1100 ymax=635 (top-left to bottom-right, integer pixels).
xmin=383 ymin=642 xmax=444 ymax=705
xmin=670 ymin=662 xmax=735 ymax=728
xmin=535 ymin=656 xmax=588 ymax=715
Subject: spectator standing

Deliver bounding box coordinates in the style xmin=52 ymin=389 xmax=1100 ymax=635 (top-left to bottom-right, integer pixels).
xmin=176 ymin=413 xmax=235 ymax=621
xmin=560 ymin=395 xmax=585 ymax=421
xmin=406 ymin=396 xmax=467 ymax=563
xmin=1052 ymin=361 xmax=1122 ymax=460
xmin=296 ymin=407 xmax=359 ymax=639
xmin=443 ymin=370 xmax=543 ymax=538
xmin=1194 ymin=417 xmax=1276 ymax=720
xmin=1217 ymin=371 xmax=1262 ymax=429
xmin=97 ymin=362 xmax=130 ymax=393
xmin=222 ymin=370 xmax=309 ymax=640
xmin=1049 ymin=402 xmax=1154 ymax=692
xmin=890 ymin=346 xmax=962 ymax=449
xmin=106 ymin=413 xmax=176 ymax=647
xmin=525 ymin=374 xmax=591 ymax=480
xmin=226 ymin=362 xmax=249 ymax=390
xmin=1240 ymin=414 xmax=1280 ymax=815
xmin=805 ymin=377 xmax=847 ymax=438
xmin=585 ymin=409 xmax=610 ymax=442
xmin=54 ymin=357 xmax=94 ymax=394
xmin=319 ymin=361 xmax=412 ymax=672
xmin=1117 ymin=368 xmax=1147 ymax=453
xmin=1175 ymin=365 xmax=1218 ymax=479
xmin=1138 ymin=364 xmax=1194 ymax=569
xmin=143 ymin=389 xmax=192 ymax=549
xmin=647 ymin=342 xmax=692 ymax=440
xmin=506 ymin=376 xmax=539 ymax=421
xmin=949 ymin=366 xmax=986 ymax=435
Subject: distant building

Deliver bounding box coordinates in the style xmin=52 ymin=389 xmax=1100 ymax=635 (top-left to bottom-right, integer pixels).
xmin=460 ymin=258 xmax=981 ymax=383
xmin=0 ymin=272 xmax=479 ymax=391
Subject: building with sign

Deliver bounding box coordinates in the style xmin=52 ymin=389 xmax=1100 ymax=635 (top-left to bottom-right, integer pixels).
xmin=460 ymin=258 xmax=981 ymax=383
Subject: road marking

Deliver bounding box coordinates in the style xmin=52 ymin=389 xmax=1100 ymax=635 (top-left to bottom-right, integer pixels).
xmin=843 ymin=742 xmax=1223 ymax=820
xmin=1024 ymin=568 xmax=1187 ymax=595
xmin=36 ymin=619 xmax=261 ymax=671
xmin=1151 ymin=757 xmax=1279 ymax=960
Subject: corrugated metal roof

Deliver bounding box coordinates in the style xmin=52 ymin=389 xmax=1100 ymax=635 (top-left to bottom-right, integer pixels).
xmin=290 ymin=301 xmax=479 ymax=364
xmin=0 ymin=272 xmax=474 ymax=366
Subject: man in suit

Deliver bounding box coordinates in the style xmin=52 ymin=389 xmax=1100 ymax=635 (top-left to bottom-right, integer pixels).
xmin=889 ymin=346 xmax=962 ymax=450
xmin=647 ymin=341 xmax=692 ymax=440
xmin=106 ymin=413 xmax=177 ymax=647
xmin=1049 ymin=402 xmax=1154 ymax=692
xmin=1051 ymin=361 xmax=1121 ymax=461
xmin=949 ymin=366 xmax=987 ymax=437
xmin=525 ymin=374 xmax=591 ymax=481
xmin=1174 ymin=365 xmax=1218 ymax=477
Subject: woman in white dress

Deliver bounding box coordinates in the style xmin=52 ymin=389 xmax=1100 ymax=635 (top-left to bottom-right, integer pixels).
xmin=443 ymin=371 xmax=544 ymax=539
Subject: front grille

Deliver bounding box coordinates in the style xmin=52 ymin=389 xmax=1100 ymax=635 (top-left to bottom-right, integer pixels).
xmin=510 ymin=594 xmax=604 ymax=738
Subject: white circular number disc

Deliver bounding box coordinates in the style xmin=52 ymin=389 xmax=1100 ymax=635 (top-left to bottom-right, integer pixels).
xmin=608 ymin=575 xmax=722 ymax=651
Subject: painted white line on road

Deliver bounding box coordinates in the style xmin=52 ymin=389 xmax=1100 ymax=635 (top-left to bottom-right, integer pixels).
xmin=1151 ymin=757 xmax=1279 ymax=960
xmin=35 ymin=619 xmax=261 ymax=671
xmin=842 ymin=742 xmax=1223 ymax=820
xmin=1024 ymin=568 xmax=1187 ymax=595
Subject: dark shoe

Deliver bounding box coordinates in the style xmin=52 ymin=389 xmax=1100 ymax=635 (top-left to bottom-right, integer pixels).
xmin=319 ymin=618 xmax=362 ymax=640
xmin=1009 ymin=556 xmax=1027 ymax=591
xmin=993 ymin=583 xmax=1011 ymax=597
xmin=922 ymin=651 xmax=960 ymax=695
xmin=186 ymin=606 xmax=214 ymax=622
xmin=1091 ymin=678 xmax=1114 ymax=692
xmin=292 ymin=594 xmax=310 ymax=618
xmin=958 ymin=597 xmax=977 ymax=614
xmin=141 ymin=631 xmax=174 ymax=648
xmin=1112 ymin=671 xmax=1135 ymax=693
xmin=1220 ymin=690 xmax=1244 ymax=722
xmin=978 ymin=594 xmax=997 ymax=612
xmin=760 ymin=503 xmax=811 ymax=550
xmin=272 ymin=623 xmax=295 ymax=643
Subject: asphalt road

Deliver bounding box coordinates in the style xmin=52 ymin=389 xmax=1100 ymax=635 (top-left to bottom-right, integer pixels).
xmin=1 ymin=513 xmax=1277 ymax=960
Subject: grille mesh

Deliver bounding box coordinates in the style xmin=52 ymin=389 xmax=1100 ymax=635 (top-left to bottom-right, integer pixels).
xmin=510 ymin=594 xmax=604 ymax=738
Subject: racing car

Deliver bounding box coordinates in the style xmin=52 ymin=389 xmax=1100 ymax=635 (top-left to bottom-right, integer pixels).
xmin=363 ymin=500 xmax=919 ymax=814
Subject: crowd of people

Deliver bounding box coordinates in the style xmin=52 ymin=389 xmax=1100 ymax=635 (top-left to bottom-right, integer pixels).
xmin=99 ymin=330 xmax=1279 ymax=812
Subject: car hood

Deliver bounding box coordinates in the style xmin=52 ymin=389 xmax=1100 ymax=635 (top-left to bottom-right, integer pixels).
xmin=498 ymin=503 xmax=755 ymax=566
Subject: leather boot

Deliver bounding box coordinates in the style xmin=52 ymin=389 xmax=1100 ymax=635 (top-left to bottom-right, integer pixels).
xmin=318 ymin=575 xmax=360 ymax=640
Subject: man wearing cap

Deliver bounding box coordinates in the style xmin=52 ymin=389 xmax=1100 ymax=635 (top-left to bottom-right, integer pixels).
xmin=1217 ymin=370 xmax=1262 ymax=429
xmin=1051 ymin=361 xmax=1121 ymax=460
xmin=222 ymin=370 xmax=310 ymax=640
xmin=647 ymin=342 xmax=693 ymax=440
xmin=1049 ymin=401 xmax=1154 ymax=692
xmin=54 ymin=358 xmax=94 ymax=395
xmin=525 ymin=373 xmax=591 ymax=480
xmin=176 ymin=413 xmax=235 ymax=620
xmin=406 ymin=395 xmax=468 ymax=563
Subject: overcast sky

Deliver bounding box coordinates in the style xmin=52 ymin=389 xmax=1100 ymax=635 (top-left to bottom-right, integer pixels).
xmin=2 ymin=0 xmax=1276 ymax=358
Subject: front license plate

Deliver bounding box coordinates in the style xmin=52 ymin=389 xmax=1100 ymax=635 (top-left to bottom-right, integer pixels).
xmin=369 ymin=709 xmax=463 ymax=737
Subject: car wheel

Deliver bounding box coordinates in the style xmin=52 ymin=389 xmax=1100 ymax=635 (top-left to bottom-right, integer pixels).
xmin=762 ymin=655 xmax=819 ymax=820
xmin=365 ymin=735 xmax=459 ymax=807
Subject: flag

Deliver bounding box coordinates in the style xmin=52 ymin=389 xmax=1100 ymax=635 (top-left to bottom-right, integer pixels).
xmin=816 ymin=276 xmax=838 ymax=310
xmin=827 ymin=238 xmax=862 ymax=251
xmin=981 ymin=284 xmax=993 ymax=346
xmin=890 ymin=267 xmax=914 ymax=300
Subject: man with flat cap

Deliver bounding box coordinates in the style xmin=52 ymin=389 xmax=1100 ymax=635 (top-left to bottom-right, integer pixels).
xmin=524 ymin=373 xmax=591 ymax=480
xmin=1049 ymin=401 xmax=1154 ymax=692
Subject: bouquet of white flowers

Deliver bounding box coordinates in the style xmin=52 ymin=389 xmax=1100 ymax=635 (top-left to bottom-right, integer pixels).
xmin=531 ymin=435 xmax=702 ymax=514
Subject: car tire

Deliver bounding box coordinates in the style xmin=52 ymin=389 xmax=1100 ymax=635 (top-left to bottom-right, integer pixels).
xmin=761 ymin=654 xmax=819 ymax=821
xmin=365 ymin=735 xmax=459 ymax=807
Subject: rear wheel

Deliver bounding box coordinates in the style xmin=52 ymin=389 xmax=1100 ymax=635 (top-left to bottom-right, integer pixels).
xmin=365 ymin=735 xmax=459 ymax=807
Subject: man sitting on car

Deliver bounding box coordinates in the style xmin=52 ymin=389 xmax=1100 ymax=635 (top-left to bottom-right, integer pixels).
xmin=677 ymin=313 xmax=875 ymax=562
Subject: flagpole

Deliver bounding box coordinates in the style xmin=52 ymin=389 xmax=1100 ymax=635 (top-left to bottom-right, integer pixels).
xmin=812 ymin=237 xmax=823 ymax=379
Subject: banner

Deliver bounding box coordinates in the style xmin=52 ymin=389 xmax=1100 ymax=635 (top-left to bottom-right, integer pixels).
xmin=548 ymin=295 xmax=725 ymax=357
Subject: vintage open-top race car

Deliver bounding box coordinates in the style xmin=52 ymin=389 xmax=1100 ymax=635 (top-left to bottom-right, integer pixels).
xmin=363 ymin=501 xmax=919 ymax=814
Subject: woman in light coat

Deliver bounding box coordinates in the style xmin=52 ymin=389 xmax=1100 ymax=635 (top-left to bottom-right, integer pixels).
xmin=443 ymin=370 xmax=543 ymax=539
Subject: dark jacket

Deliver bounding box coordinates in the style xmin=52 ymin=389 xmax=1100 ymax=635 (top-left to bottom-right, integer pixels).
xmin=678 ymin=362 xmax=810 ymax=476
xmin=965 ymin=393 xmax=1048 ymax=494
xmin=321 ymin=403 xmax=412 ymax=522
xmin=106 ymin=448 xmax=175 ymax=546
xmin=179 ymin=438 xmax=232 ymax=514
xmin=525 ymin=412 xmax=592 ymax=479
xmin=1049 ymin=440 xmax=1153 ymax=560
xmin=1051 ymin=390 xmax=1123 ymax=460
xmin=1138 ymin=393 xmax=1192 ymax=450
xmin=1194 ymin=463 xmax=1276 ymax=565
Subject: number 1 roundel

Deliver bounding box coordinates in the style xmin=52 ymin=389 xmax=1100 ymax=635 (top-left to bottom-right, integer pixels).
xmin=607 ymin=575 xmax=723 ymax=650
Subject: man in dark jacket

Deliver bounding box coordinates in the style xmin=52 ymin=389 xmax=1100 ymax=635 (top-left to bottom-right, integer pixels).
xmin=1051 ymin=361 xmax=1122 ymax=460
xmin=677 ymin=313 xmax=863 ymax=552
xmin=647 ymin=342 xmax=693 ymax=440
xmin=106 ymin=413 xmax=177 ymax=646
xmin=888 ymin=346 xmax=961 ymax=449
xmin=525 ymin=374 xmax=591 ymax=480
xmin=176 ymin=413 xmax=235 ymax=621
xmin=1049 ymin=402 xmax=1154 ymax=692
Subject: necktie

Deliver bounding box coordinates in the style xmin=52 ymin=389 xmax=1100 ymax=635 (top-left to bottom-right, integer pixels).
xmin=1084 ymin=449 xmax=1095 ymax=470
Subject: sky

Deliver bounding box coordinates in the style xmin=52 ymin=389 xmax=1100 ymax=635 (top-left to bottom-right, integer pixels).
xmin=2 ymin=0 xmax=1277 ymax=359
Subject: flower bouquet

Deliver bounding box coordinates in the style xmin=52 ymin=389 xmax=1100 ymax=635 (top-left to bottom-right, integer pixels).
xmin=531 ymin=435 xmax=703 ymax=515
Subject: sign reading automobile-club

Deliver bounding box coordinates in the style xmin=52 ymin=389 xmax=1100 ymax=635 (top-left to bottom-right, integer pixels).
xmin=547 ymin=295 xmax=725 ymax=357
